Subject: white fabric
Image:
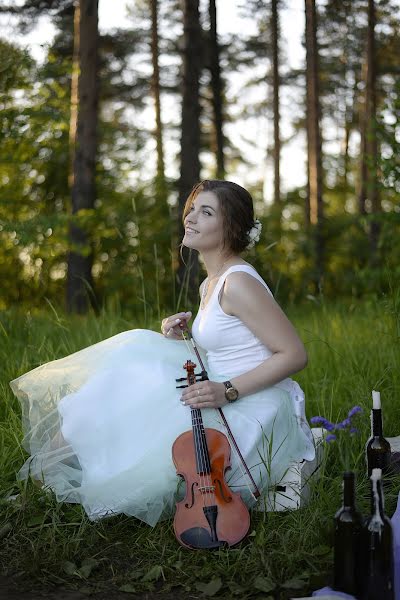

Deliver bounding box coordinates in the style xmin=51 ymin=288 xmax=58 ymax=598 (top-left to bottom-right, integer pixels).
xmin=9 ymin=266 xmax=315 ymax=526
xmin=192 ymin=265 xmax=274 ymax=379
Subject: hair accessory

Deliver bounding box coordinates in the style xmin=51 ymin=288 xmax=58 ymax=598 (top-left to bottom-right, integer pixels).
xmin=246 ymin=219 xmax=262 ymax=249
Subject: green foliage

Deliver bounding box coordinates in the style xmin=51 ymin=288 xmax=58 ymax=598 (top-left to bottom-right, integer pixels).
xmin=0 ymin=1 xmax=399 ymax=315
xmin=249 ymin=188 xmax=400 ymax=303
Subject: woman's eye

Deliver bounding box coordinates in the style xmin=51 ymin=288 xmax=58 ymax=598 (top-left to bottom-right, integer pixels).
xmin=203 ymin=210 xmax=211 ymax=216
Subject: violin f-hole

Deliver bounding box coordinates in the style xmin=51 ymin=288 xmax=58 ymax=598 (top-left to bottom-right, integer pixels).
xmin=185 ymin=481 xmax=198 ymax=509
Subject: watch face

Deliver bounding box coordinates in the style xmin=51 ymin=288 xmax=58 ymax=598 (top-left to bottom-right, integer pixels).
xmin=226 ymin=387 xmax=239 ymax=401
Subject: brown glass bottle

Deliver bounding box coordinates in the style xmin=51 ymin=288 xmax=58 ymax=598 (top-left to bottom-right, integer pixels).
xmin=360 ymin=468 xmax=394 ymax=600
xmin=333 ymin=472 xmax=363 ymax=596
xmin=366 ymin=408 xmax=391 ymax=477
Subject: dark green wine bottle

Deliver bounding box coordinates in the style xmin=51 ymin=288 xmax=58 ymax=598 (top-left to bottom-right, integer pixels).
xmin=360 ymin=468 xmax=394 ymax=600
xmin=333 ymin=471 xmax=363 ymax=596
xmin=366 ymin=392 xmax=391 ymax=478
xmin=366 ymin=408 xmax=391 ymax=477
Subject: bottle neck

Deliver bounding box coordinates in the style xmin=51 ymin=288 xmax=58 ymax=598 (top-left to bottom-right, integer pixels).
xmin=371 ymin=408 xmax=383 ymax=437
xmin=343 ymin=472 xmax=356 ymax=508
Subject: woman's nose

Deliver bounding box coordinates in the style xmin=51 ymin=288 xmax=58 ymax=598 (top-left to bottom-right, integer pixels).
xmin=186 ymin=210 xmax=197 ymax=223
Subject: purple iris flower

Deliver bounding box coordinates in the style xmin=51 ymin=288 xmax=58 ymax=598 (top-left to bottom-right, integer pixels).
xmin=310 ymin=416 xmax=335 ymax=431
xmin=311 ymin=406 xmax=363 ymax=433
xmin=348 ymin=406 xmax=363 ymax=418
xmin=336 ymin=417 xmax=352 ymax=429
xmin=326 ymin=434 xmax=337 ymax=443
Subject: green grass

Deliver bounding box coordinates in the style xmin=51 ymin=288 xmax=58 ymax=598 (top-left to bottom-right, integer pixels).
xmin=0 ymin=292 xmax=399 ymax=599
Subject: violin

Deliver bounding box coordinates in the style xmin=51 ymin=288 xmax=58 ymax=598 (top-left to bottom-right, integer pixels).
xmin=172 ymin=359 xmax=250 ymax=549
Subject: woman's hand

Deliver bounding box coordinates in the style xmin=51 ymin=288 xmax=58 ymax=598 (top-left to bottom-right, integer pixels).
xmin=180 ymin=380 xmax=227 ymax=409
xmin=161 ymin=311 xmax=192 ymax=339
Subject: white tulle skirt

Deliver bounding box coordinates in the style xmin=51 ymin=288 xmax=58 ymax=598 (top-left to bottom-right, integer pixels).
xmin=10 ymin=329 xmax=315 ymax=526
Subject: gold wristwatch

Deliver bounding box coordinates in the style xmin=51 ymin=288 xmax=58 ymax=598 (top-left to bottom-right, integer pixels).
xmin=223 ymin=380 xmax=239 ymax=403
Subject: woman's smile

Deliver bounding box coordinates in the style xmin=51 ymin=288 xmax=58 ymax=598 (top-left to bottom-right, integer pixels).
xmin=182 ymin=190 xmax=224 ymax=252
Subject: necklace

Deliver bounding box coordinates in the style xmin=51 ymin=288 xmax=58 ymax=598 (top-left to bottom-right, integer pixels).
xmin=201 ymin=257 xmax=233 ymax=309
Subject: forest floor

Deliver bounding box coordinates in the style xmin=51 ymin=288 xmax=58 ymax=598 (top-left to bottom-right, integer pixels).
xmin=0 ymin=575 xmax=204 ymax=600
xmin=0 ymin=575 xmax=193 ymax=600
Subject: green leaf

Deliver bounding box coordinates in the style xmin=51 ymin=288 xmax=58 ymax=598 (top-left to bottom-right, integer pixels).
xmin=62 ymin=561 xmax=78 ymax=576
xmin=228 ymin=581 xmax=245 ymax=595
xmin=253 ymin=576 xmax=276 ymax=593
xmin=195 ymin=577 xmax=223 ymax=596
xmin=119 ymin=584 xmax=137 ymax=593
xmin=128 ymin=569 xmax=144 ymax=580
xmin=27 ymin=515 xmax=45 ymax=527
xmin=313 ymin=545 xmax=331 ymax=556
xmin=78 ymin=558 xmax=99 ymax=578
xmin=141 ymin=565 xmax=163 ymax=582
xmin=0 ymin=522 xmax=12 ymax=539
xmin=281 ymin=577 xmax=308 ymax=590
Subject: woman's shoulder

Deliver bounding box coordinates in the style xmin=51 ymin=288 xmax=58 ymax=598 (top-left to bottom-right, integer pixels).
xmin=223 ymin=264 xmax=273 ymax=297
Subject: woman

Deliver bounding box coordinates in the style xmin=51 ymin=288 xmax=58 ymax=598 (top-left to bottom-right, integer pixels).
xmin=10 ymin=180 xmax=315 ymax=527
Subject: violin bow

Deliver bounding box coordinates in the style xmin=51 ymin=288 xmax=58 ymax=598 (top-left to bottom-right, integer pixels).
xmin=181 ymin=328 xmax=261 ymax=500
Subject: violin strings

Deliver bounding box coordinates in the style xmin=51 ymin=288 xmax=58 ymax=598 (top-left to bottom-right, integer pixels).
xmin=182 ymin=331 xmax=215 ymax=506
xmin=182 ymin=330 xmax=258 ymax=503
xmin=181 ymin=331 xmax=215 ymax=511
xmin=193 ymin=407 xmax=211 ymax=510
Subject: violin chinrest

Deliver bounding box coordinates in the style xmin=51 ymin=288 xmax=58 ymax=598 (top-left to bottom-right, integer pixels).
xmin=180 ymin=526 xmax=227 ymax=549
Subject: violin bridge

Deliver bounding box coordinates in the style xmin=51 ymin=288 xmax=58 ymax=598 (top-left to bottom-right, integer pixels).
xmin=198 ymin=485 xmax=216 ymax=494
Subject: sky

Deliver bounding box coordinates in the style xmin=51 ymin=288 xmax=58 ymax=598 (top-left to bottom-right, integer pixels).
xmin=0 ymin=0 xmax=307 ymax=203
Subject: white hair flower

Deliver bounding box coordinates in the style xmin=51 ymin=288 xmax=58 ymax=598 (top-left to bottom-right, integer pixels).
xmin=246 ymin=219 xmax=262 ymax=249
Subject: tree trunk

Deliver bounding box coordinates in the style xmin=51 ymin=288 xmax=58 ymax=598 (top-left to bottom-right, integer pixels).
xmin=150 ymin=0 xmax=167 ymax=202
xmin=366 ymin=0 xmax=380 ymax=258
xmin=271 ymin=0 xmax=281 ymax=205
xmin=66 ymin=0 xmax=99 ymax=314
xmin=209 ymin=0 xmax=225 ymax=180
xmin=341 ymin=72 xmax=359 ymax=199
xmin=305 ymin=0 xmax=324 ymax=285
xmin=177 ymin=0 xmax=202 ymax=303
xmin=357 ymin=60 xmax=368 ymax=215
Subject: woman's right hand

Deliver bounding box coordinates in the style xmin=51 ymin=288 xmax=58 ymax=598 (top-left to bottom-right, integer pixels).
xmin=161 ymin=312 xmax=192 ymax=339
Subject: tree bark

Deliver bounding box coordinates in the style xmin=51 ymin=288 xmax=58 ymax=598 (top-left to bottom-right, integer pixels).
xmin=271 ymin=0 xmax=281 ymax=205
xmin=341 ymin=72 xmax=359 ymax=199
xmin=305 ymin=0 xmax=324 ymax=284
xmin=209 ymin=0 xmax=225 ymax=180
xmin=177 ymin=0 xmax=202 ymax=302
xmin=357 ymin=60 xmax=368 ymax=215
xmin=366 ymin=0 xmax=380 ymax=258
xmin=66 ymin=0 xmax=99 ymax=314
xmin=150 ymin=0 xmax=167 ymax=201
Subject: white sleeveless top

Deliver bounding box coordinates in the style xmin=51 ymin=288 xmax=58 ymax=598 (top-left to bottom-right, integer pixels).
xmin=191 ymin=265 xmax=275 ymax=379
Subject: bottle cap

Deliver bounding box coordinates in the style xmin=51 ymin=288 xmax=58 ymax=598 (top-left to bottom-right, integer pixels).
xmin=372 ymin=390 xmax=381 ymax=409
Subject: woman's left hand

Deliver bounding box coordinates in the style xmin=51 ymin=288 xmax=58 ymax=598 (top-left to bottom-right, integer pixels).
xmin=180 ymin=380 xmax=227 ymax=409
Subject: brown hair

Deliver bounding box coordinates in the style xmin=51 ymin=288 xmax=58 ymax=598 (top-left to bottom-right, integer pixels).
xmin=182 ymin=180 xmax=255 ymax=253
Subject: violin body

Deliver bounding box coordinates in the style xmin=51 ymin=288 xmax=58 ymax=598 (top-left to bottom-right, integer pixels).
xmin=172 ymin=426 xmax=250 ymax=549
xmin=172 ymin=359 xmax=251 ymax=549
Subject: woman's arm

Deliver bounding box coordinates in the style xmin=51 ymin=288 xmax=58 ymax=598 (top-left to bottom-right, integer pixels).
xmin=222 ymin=271 xmax=307 ymax=397
xmin=180 ymin=271 xmax=307 ymax=408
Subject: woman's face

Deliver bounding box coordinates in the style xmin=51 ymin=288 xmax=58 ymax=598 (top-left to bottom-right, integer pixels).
xmin=182 ymin=191 xmax=225 ymax=253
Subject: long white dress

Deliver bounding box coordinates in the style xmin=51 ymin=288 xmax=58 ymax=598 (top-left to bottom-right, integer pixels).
xmin=9 ymin=265 xmax=315 ymax=527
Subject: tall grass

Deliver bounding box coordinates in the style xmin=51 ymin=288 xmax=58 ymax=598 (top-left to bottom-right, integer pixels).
xmin=0 ymin=290 xmax=399 ymax=598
